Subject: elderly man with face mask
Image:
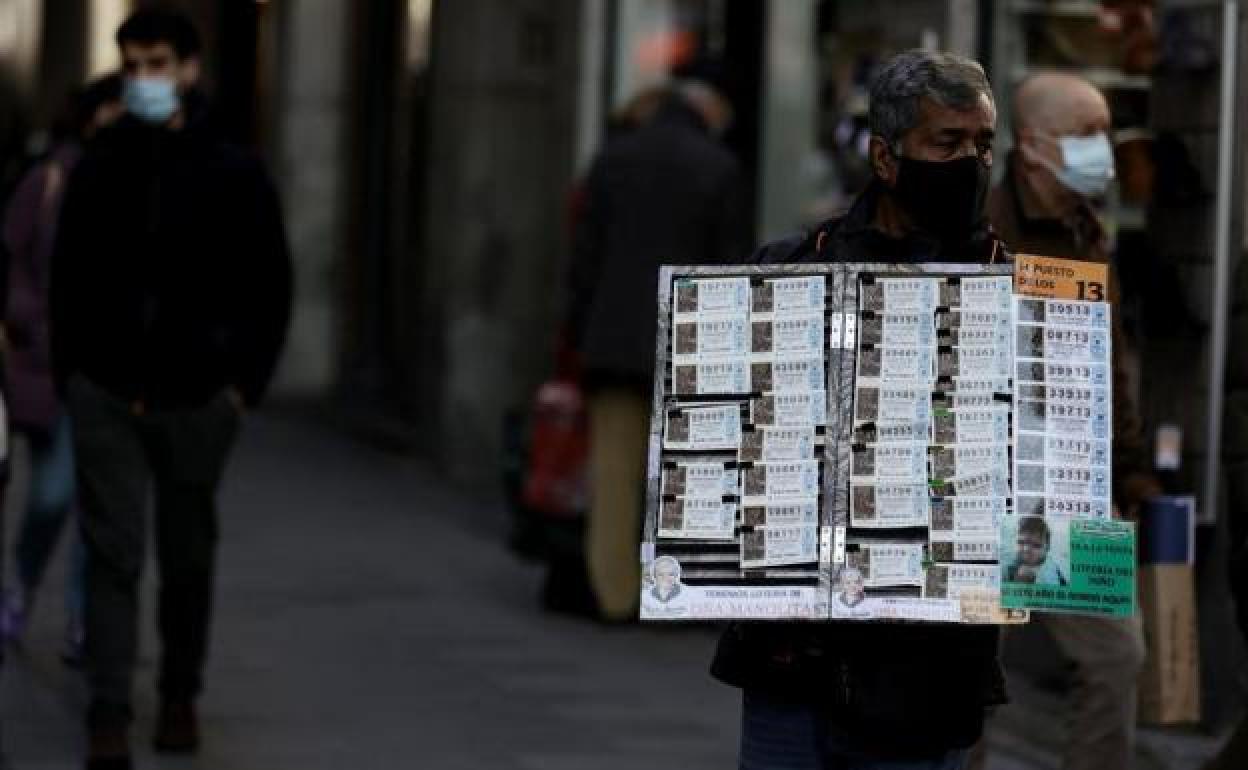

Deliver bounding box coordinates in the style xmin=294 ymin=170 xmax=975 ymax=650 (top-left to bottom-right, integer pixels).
xmin=50 ymin=8 xmax=292 ymax=769
xmin=984 ymin=71 xmax=1154 ymax=770
xmin=712 ymin=50 xmax=1005 ymax=770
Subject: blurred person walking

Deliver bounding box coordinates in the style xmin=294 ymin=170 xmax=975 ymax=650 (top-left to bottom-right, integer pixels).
xmin=566 ymin=80 xmax=750 ymax=622
xmin=0 ymin=73 xmax=123 ymax=666
xmin=49 ymin=9 xmax=291 ymax=769
xmin=983 ymin=72 xmax=1155 ymax=770
xmin=713 ymin=50 xmax=1005 ymax=768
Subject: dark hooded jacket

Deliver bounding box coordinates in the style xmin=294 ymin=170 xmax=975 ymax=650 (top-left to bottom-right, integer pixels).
xmin=50 ymin=103 xmax=291 ymax=409
xmin=711 ymin=181 xmax=1008 ymax=758
xmin=567 ymin=96 xmax=751 ymax=391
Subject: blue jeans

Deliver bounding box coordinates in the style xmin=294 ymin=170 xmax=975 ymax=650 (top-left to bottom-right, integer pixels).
xmin=740 ymin=691 xmax=969 ymax=770
xmin=13 ymin=413 xmax=82 ymax=622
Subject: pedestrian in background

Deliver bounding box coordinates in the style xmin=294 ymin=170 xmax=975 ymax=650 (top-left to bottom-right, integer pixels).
xmin=713 ymin=50 xmax=1005 ymax=768
xmin=49 ymin=9 xmax=291 ymax=769
xmin=0 ymin=73 xmax=123 ymax=667
xmin=981 ymin=71 xmax=1155 ymax=770
xmin=566 ymin=79 xmax=750 ymax=622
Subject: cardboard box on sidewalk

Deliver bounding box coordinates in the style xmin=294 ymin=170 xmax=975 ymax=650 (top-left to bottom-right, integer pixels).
xmin=1137 ymin=563 xmax=1201 ymax=724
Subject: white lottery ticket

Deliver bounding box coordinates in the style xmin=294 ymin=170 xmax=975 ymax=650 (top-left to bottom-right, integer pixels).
xmin=930 ymin=496 xmax=1005 ymax=536
xmin=1016 ymin=434 xmax=1110 ymax=469
xmin=751 ymin=315 xmax=825 ymax=356
xmin=946 ymin=378 xmax=1012 ymax=395
xmin=739 ymin=428 xmax=816 ymax=463
xmin=672 ymin=359 xmax=751 ymax=395
xmin=674 ymin=277 xmax=750 ymax=317
xmin=930 ymin=444 xmax=1009 ymax=480
xmin=661 ymin=462 xmax=738 ymax=498
xmin=942 ymin=276 xmax=1012 ymax=312
xmin=938 ymin=469 xmax=1010 ymax=498
xmin=664 ymin=404 xmax=742 ymax=451
xmin=658 ymin=497 xmax=737 ymax=540
xmin=740 ymin=525 xmax=819 ymax=567
xmin=1015 ymin=326 xmax=1110 ymax=364
xmin=850 ymin=482 xmax=930 ymax=528
xmin=854 ymin=385 xmax=933 ymax=425
xmin=941 ymin=324 xmax=1011 ymax=348
xmin=1016 ymin=463 xmax=1111 ymax=499
xmin=854 ymin=420 xmax=930 ymax=445
xmin=851 ymin=444 xmax=927 ymax=483
xmin=752 ymin=390 xmax=827 ymax=427
xmin=937 ymin=309 xmax=1011 ymax=331
xmin=672 ymin=318 xmax=749 ymax=359
xmin=1016 ymin=399 xmax=1110 ymax=440
xmin=859 ymin=313 xmax=935 ymax=347
xmin=751 ymin=357 xmax=825 ymax=393
xmin=938 ymin=346 xmax=1011 ymax=379
xmin=742 ymin=500 xmax=819 ymax=528
xmin=924 ymin=563 xmax=999 ymax=599
xmin=1015 ymin=297 xmax=1110 ymax=329
xmin=742 ymin=461 xmax=820 ymax=502
xmin=1015 ymin=494 xmax=1111 ymax=519
xmin=933 ymin=409 xmax=1010 ymax=445
xmin=861 ymin=277 xmax=939 ymax=314
xmin=851 ymin=543 xmax=926 ymax=587
xmin=753 ymin=276 xmax=825 ymax=316
xmin=1015 ymin=360 xmax=1109 ymax=387
xmin=857 ymin=346 xmax=935 ymax=381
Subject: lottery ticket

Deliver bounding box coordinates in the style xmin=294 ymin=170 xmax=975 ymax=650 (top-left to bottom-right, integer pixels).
xmin=859 ymin=312 xmax=936 ymax=347
xmin=933 ymin=409 xmax=1010 ymax=445
xmin=674 ymin=277 xmax=750 ymax=317
xmin=860 ymin=277 xmax=939 ymax=314
xmin=934 ymin=468 xmax=1010 ymax=498
xmin=1015 ymin=494 xmax=1111 ymax=519
xmin=853 ymin=420 xmax=930 ymax=446
xmin=857 ymin=345 xmax=935 ymax=382
xmin=940 ymin=276 xmax=1013 ymax=312
xmin=851 ymin=443 xmax=927 ymax=483
xmin=938 ymin=345 xmax=1012 ymax=379
xmin=847 ymin=543 xmax=926 ymax=587
xmin=1015 ymin=360 xmax=1109 ymax=387
xmin=740 ymin=525 xmax=819 ymax=567
xmin=1015 ymin=434 xmax=1110 ymax=469
xmin=854 ymin=385 xmax=933 ymax=425
xmin=1015 ymin=326 xmax=1109 ymax=364
xmin=1015 ymin=463 xmax=1111 ymax=499
xmin=739 ymin=427 xmax=817 ymax=463
xmin=658 ymin=497 xmax=737 ymax=540
xmin=672 ymin=359 xmax=751 ymax=395
xmin=750 ymin=357 xmax=825 ymax=393
xmin=672 ymin=318 xmax=749 ymax=359
xmin=741 ymin=461 xmax=821 ymax=502
xmin=752 ymin=276 xmax=826 ymax=316
xmin=1015 ymin=297 xmax=1110 ymax=329
xmin=661 ymin=462 xmax=739 ymax=498
xmin=1016 ymin=398 xmax=1110 ymax=440
xmin=937 ymin=308 xmax=1012 ymax=331
xmin=664 ymin=404 xmax=742 ymax=451
xmin=850 ymin=482 xmax=930 ymax=528
xmin=741 ymin=500 xmax=819 ymax=528
xmin=751 ymin=390 xmax=828 ymax=427
xmin=923 ymin=563 xmax=999 ymax=599
xmin=938 ymin=324 xmax=1012 ymax=348
xmin=751 ymin=315 xmax=825 ymax=356
xmin=930 ymin=444 xmax=1009 ymax=481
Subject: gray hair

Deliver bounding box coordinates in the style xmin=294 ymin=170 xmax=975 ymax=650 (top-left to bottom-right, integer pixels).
xmin=868 ymin=50 xmax=993 ymax=149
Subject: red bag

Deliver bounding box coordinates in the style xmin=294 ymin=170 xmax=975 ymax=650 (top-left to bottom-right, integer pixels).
xmin=521 ymin=378 xmax=589 ymax=519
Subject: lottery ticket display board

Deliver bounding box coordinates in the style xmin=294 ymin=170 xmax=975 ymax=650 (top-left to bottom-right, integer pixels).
xmin=641 ymin=260 xmax=1132 ymax=622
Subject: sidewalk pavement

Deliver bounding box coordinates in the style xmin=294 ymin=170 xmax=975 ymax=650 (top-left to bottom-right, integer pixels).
xmin=0 ymin=410 xmax=1236 ymax=769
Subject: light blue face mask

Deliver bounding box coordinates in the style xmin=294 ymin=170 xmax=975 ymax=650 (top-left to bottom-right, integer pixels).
xmin=1037 ymin=132 xmax=1116 ymax=198
xmin=123 ymin=76 xmax=179 ymax=124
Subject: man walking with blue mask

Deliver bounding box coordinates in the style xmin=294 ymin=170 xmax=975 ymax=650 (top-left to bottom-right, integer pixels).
xmin=984 ymin=72 xmax=1157 ymax=770
xmin=50 ymin=8 xmax=292 ymax=769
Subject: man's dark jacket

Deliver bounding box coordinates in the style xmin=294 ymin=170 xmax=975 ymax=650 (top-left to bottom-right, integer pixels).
xmin=567 ymin=97 xmax=750 ymax=389
xmin=51 ymin=108 xmax=292 ymax=408
xmin=711 ymin=181 xmax=1007 ymax=757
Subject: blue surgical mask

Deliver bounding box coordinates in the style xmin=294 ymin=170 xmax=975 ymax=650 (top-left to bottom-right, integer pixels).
xmin=1036 ymin=132 xmax=1116 ymax=198
xmin=123 ymin=76 xmax=179 ymax=124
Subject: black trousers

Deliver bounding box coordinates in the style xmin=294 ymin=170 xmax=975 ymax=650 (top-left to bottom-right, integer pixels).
xmin=67 ymin=376 xmax=240 ymax=729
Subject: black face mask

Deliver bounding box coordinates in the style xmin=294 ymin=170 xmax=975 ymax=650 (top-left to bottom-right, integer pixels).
xmin=890 ymin=154 xmax=991 ymax=245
